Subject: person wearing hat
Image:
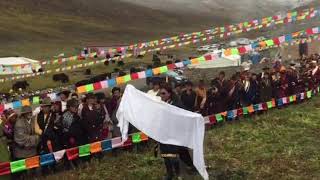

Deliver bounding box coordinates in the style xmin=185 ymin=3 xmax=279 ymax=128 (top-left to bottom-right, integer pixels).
xmin=259 ymin=72 xmax=273 ymax=103
xmin=35 ymin=97 xmax=61 ymax=153
xmin=61 ymin=99 xmax=86 ymax=148
xmin=260 ymin=66 xmax=270 ymax=80
xmin=58 ymin=90 xmax=71 ymax=112
xmin=13 ymin=106 xmax=40 ymax=159
xmin=81 ymin=93 xmax=105 ymax=143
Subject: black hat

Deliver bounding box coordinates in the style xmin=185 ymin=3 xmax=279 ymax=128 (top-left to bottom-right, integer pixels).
xmin=58 ymin=90 xmax=71 ymax=97
xmin=85 ymin=93 xmax=96 ymax=100
xmin=262 ymin=66 xmax=270 ymax=70
xmin=40 ymin=97 xmax=52 ymax=107
xmin=20 ymin=106 xmax=32 ymax=115
xmin=95 ymin=92 xmax=106 ymax=100
xmin=67 ymin=99 xmax=79 ymax=108
xmin=290 ymin=61 xmax=296 ymax=66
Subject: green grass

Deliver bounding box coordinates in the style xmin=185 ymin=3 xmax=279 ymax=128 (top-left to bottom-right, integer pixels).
xmin=38 ymin=96 xmax=320 ymax=180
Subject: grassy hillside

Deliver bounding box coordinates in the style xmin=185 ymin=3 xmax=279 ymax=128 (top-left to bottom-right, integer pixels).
xmin=0 ymin=0 xmax=226 ymax=59
xmin=1 ymin=0 xmax=318 ymax=59
xmin=37 ymin=95 xmax=320 ymax=180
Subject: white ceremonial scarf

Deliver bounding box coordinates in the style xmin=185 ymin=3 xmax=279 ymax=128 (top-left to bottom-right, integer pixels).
xmin=117 ymin=85 xmax=209 ymax=180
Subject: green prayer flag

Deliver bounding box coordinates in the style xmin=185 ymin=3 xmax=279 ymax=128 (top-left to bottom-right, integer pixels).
xmin=265 ymin=40 xmax=274 ymax=46
xmin=291 ymin=11 xmax=298 ymax=17
xmin=307 ymin=91 xmax=312 ymax=98
xmin=132 ymin=133 xmax=142 ymax=143
xmin=85 ymin=84 xmax=94 ymax=92
xmin=10 ymin=159 xmax=26 ymax=173
xmin=231 ymin=48 xmax=239 ymax=55
xmin=267 ymin=101 xmax=273 ymax=109
xmin=289 ymin=96 xmax=294 ymax=102
xmin=243 ymin=22 xmax=249 ymax=27
xmin=220 ymin=27 xmax=225 ymax=32
xmin=198 ymin=56 xmax=205 ymax=62
xmin=32 ymin=96 xmax=40 ymax=104
xmin=215 ymin=114 xmax=223 ymax=122
xmin=243 ymin=107 xmax=249 ymax=115
xmin=79 ymin=144 xmax=90 ymax=157
xmin=124 ymin=75 xmax=131 ymax=82
xmin=160 ymin=66 xmax=168 ymax=73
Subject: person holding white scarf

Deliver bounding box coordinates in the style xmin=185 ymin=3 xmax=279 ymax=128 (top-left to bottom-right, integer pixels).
xmin=117 ymin=84 xmax=208 ymax=180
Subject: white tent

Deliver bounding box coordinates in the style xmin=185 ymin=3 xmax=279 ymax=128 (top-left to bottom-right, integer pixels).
xmin=0 ymin=57 xmax=41 ymax=75
xmin=188 ymin=50 xmax=241 ymax=69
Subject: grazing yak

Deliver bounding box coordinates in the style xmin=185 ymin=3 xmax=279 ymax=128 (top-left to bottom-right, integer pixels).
xmin=52 ymin=73 xmax=69 ymax=83
xmin=12 ymin=81 xmax=29 ymax=91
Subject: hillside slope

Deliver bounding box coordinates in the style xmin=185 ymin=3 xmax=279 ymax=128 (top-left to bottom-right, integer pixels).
xmin=0 ymin=0 xmax=222 ymax=58
xmin=0 ymin=0 xmax=317 ymax=58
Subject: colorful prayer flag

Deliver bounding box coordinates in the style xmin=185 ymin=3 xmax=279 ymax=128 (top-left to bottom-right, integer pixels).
xmin=79 ymin=144 xmax=91 ymax=157
xmin=85 ymin=84 xmax=94 ymax=92
xmin=10 ymin=159 xmax=26 ymax=173
xmin=132 ymin=133 xmax=142 ymax=143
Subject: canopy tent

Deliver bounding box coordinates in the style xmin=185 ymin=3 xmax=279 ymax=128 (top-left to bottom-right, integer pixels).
xmin=0 ymin=57 xmax=41 ymax=75
xmin=188 ymin=50 xmax=241 ymax=69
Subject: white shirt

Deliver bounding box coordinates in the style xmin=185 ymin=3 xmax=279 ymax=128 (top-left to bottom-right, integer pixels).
xmin=61 ymin=101 xmax=67 ymax=112
xmin=147 ymin=89 xmax=159 ymax=97
xmin=33 ymin=106 xmax=41 ymax=117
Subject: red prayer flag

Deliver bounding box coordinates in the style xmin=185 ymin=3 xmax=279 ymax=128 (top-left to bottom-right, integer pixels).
xmin=66 ymin=148 xmax=79 ymax=161
xmin=204 ymin=54 xmax=212 ymax=61
xmin=306 ymin=28 xmax=314 ymax=35
xmin=238 ymin=47 xmax=246 ymax=54
xmin=0 ymin=162 xmax=10 ymax=176
xmin=273 ymin=38 xmax=281 ymax=45
xmin=122 ymin=136 xmax=132 ymax=147
xmin=93 ymin=82 xmax=102 ymax=90
xmin=167 ymin=64 xmax=176 ymax=70
xmin=208 ymin=116 xmax=217 ymax=125
xmin=262 ymin=103 xmax=268 ymax=110
xmin=237 ymin=108 xmax=243 ymax=116
xmin=131 ymin=73 xmax=139 ymax=80
xmin=242 ymin=28 xmax=247 ymax=33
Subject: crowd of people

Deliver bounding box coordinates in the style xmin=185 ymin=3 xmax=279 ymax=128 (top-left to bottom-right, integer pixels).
xmin=0 ymin=53 xmax=319 ymax=178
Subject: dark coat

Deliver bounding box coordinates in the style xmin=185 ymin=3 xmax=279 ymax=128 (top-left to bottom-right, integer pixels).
xmin=81 ymin=104 xmax=106 ymax=143
xmin=225 ymin=82 xmax=241 ymax=110
xmin=61 ymin=111 xmax=87 ymax=148
xmin=241 ymin=80 xmax=259 ymax=106
xmin=205 ymin=92 xmax=223 ymax=115
xmin=37 ymin=111 xmax=62 ymax=153
xmin=180 ymin=90 xmax=196 ymax=112
xmin=259 ymin=78 xmax=273 ymax=102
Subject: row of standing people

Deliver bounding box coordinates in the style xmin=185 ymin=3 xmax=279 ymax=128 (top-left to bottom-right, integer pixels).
xmin=1 ymin=88 xmax=123 ymax=161
xmin=160 ymin=60 xmax=320 ymax=116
